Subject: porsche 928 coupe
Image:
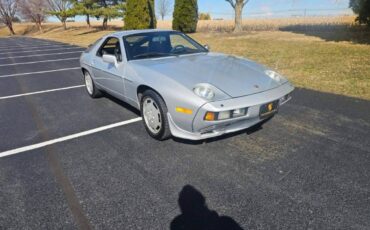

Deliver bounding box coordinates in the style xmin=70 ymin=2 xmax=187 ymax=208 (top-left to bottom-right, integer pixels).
xmin=80 ymin=29 xmax=294 ymax=140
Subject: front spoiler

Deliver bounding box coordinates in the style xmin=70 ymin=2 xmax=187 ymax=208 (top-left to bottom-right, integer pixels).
xmin=168 ymin=82 xmax=294 ymax=140
xmin=168 ymin=112 xmax=265 ymax=140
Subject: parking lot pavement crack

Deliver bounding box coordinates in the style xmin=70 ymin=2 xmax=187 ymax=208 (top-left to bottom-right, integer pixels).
xmin=22 ymin=91 xmax=92 ymax=230
xmin=45 ymin=146 xmax=92 ymax=230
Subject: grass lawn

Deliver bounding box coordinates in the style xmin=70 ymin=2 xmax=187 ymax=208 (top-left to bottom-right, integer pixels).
xmin=1 ymin=21 xmax=369 ymax=100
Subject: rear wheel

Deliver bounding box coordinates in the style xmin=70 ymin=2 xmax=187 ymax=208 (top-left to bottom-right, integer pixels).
xmin=140 ymin=90 xmax=171 ymax=140
xmin=84 ymin=70 xmax=101 ymax=98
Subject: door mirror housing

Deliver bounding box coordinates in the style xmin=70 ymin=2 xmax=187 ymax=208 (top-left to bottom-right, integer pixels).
xmin=204 ymin=44 xmax=210 ymax=51
xmin=102 ymin=54 xmax=118 ymax=67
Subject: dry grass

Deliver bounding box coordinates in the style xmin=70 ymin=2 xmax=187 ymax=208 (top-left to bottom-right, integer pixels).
xmin=1 ymin=16 xmax=369 ymax=100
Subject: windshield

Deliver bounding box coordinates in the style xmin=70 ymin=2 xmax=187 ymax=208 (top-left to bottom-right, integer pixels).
xmin=123 ymin=31 xmax=208 ymax=61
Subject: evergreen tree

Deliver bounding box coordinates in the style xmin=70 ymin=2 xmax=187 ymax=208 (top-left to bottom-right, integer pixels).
xmin=72 ymin=0 xmax=96 ymax=28
xmin=90 ymin=2 xmax=125 ymax=29
xmin=350 ymin=0 xmax=370 ymax=26
xmin=172 ymin=0 xmax=198 ymax=33
xmin=47 ymin=0 xmax=75 ymax=30
xmin=124 ymin=0 xmax=156 ymax=30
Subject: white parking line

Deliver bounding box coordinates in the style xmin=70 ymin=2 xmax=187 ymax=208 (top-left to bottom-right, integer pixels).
xmin=0 ymin=51 xmax=83 ymax=60
xmin=0 ymin=67 xmax=81 ymax=78
xmin=7 ymin=43 xmax=59 ymax=47
xmin=0 ymin=57 xmax=80 ymax=67
xmin=0 ymin=85 xmax=84 ymax=100
xmin=1 ymin=47 xmax=83 ymax=54
xmin=0 ymin=117 xmax=143 ymax=158
xmin=0 ymin=45 xmax=74 ymax=52
xmin=0 ymin=45 xmax=23 ymax=49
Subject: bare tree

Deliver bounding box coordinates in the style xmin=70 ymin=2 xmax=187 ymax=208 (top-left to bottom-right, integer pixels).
xmin=225 ymin=0 xmax=250 ymax=32
xmin=19 ymin=0 xmax=48 ymax=32
xmin=0 ymin=0 xmax=19 ymax=35
xmin=46 ymin=0 xmax=73 ymax=30
xmin=157 ymin=0 xmax=170 ymax=20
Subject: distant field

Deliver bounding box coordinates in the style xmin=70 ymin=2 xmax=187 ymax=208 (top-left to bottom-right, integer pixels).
xmin=1 ymin=16 xmax=369 ymax=100
xmin=0 ymin=16 xmax=359 ymax=34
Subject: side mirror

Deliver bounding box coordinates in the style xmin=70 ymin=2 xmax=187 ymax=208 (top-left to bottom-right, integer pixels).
xmin=102 ymin=54 xmax=118 ymax=67
xmin=204 ymin=44 xmax=210 ymax=51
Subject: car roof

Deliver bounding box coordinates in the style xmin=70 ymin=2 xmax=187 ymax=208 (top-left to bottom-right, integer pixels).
xmin=110 ymin=29 xmax=176 ymax=38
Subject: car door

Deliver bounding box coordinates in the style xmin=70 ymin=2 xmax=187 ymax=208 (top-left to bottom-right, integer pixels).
xmin=92 ymin=37 xmax=125 ymax=98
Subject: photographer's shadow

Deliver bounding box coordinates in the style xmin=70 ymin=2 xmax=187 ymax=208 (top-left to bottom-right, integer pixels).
xmin=170 ymin=185 xmax=244 ymax=230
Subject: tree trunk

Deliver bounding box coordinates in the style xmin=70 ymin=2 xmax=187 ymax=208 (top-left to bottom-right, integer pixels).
xmin=62 ymin=20 xmax=67 ymax=30
xmin=6 ymin=20 xmax=15 ymax=35
xmin=234 ymin=2 xmax=243 ymax=32
xmin=86 ymin=14 xmax=91 ymax=28
xmin=36 ymin=21 xmax=43 ymax=33
xmin=102 ymin=17 xmax=108 ymax=30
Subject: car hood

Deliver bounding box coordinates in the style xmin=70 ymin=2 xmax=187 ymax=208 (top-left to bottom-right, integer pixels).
xmin=131 ymin=52 xmax=287 ymax=98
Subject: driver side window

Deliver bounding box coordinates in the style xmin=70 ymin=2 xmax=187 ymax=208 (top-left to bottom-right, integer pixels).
xmin=97 ymin=37 xmax=122 ymax=62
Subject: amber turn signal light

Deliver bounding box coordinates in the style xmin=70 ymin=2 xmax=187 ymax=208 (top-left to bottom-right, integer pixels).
xmin=204 ymin=112 xmax=216 ymax=121
xmin=176 ymin=107 xmax=193 ymax=115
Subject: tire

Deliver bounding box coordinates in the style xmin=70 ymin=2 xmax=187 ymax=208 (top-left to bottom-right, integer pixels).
xmin=84 ymin=70 xmax=102 ymax=98
xmin=140 ymin=90 xmax=171 ymax=140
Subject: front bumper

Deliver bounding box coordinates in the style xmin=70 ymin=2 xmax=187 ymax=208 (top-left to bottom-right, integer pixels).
xmin=168 ymin=82 xmax=294 ymax=140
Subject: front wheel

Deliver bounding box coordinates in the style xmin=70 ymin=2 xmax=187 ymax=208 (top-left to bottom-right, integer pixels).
xmin=140 ymin=90 xmax=171 ymax=140
xmin=84 ymin=70 xmax=102 ymax=98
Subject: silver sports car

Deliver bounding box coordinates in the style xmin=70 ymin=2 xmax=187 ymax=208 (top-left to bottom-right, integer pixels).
xmin=80 ymin=29 xmax=294 ymax=140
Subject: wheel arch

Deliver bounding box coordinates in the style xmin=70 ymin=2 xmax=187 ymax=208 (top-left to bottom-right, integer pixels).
xmin=137 ymin=85 xmax=166 ymax=105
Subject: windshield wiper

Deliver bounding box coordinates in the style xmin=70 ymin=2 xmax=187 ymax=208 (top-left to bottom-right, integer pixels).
xmin=133 ymin=52 xmax=178 ymax=59
xmin=172 ymin=49 xmax=204 ymax=55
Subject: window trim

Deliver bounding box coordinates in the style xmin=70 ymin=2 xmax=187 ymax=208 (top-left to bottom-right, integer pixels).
xmin=96 ymin=36 xmax=122 ymax=62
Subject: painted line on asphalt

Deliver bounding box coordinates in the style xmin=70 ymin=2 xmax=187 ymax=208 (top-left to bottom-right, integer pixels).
xmin=0 ymin=51 xmax=83 ymax=60
xmin=0 ymin=67 xmax=81 ymax=78
xmin=6 ymin=39 xmax=59 ymax=45
xmin=0 ymin=45 xmax=23 ymax=49
xmin=0 ymin=43 xmax=24 ymax=47
xmin=0 ymin=117 xmax=143 ymax=158
xmin=0 ymin=44 xmax=75 ymax=52
xmin=0 ymin=57 xmax=80 ymax=66
xmin=1 ymin=47 xmax=83 ymax=54
xmin=7 ymin=42 xmax=60 ymax=47
xmin=0 ymin=42 xmax=63 ymax=46
xmin=0 ymin=85 xmax=84 ymax=100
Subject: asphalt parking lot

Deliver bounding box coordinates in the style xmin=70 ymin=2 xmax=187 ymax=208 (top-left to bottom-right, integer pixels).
xmin=0 ymin=37 xmax=369 ymax=229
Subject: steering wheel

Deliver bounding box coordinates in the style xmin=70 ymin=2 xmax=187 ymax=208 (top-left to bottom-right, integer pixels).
xmin=171 ymin=45 xmax=186 ymax=53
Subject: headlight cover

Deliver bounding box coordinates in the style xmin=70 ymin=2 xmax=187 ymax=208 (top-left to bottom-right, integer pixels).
xmin=193 ymin=83 xmax=230 ymax=101
xmin=265 ymin=70 xmax=286 ymax=84
xmin=193 ymin=84 xmax=215 ymax=100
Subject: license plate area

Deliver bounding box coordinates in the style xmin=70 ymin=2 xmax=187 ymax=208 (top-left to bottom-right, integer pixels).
xmin=259 ymin=100 xmax=279 ymax=119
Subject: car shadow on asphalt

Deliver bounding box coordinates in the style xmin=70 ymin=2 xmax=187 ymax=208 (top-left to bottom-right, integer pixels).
xmin=103 ymin=93 xmax=141 ymax=116
xmin=171 ymin=185 xmax=244 ymax=230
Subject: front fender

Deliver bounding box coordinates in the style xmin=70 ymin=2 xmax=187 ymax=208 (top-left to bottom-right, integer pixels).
xmin=126 ymin=63 xmax=206 ymax=132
